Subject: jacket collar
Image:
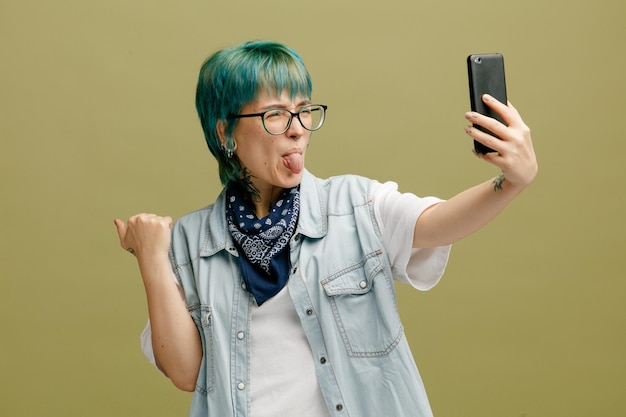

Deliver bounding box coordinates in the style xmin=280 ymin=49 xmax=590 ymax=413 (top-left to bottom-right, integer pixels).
xmin=200 ymin=187 xmax=230 ymax=257
xmin=200 ymin=169 xmax=327 ymax=257
xmin=296 ymin=169 xmax=327 ymax=239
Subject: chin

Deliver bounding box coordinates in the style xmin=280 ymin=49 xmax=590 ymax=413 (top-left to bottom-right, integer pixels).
xmin=278 ymin=171 xmax=303 ymax=188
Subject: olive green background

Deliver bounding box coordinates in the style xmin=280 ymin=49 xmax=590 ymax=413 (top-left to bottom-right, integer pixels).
xmin=2 ymin=0 xmax=624 ymax=416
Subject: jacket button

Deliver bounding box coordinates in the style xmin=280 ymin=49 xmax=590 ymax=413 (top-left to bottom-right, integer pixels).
xmin=237 ymin=382 xmax=245 ymax=390
xmin=306 ymin=309 xmax=313 ymax=316
xmin=237 ymin=331 xmax=245 ymax=340
xmin=336 ymin=404 xmax=343 ymax=411
xmin=320 ymin=357 xmax=326 ymax=364
xmin=359 ymin=280 xmax=367 ymax=289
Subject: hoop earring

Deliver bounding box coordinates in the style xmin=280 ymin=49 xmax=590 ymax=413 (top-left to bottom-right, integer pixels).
xmin=224 ymin=140 xmax=237 ymax=159
xmin=219 ymin=140 xmax=235 ymax=159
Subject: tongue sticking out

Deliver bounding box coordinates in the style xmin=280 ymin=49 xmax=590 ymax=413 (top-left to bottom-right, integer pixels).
xmin=283 ymin=153 xmax=304 ymax=174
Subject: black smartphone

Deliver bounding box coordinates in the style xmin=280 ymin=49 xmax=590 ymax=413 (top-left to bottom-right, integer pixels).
xmin=467 ymin=53 xmax=507 ymax=154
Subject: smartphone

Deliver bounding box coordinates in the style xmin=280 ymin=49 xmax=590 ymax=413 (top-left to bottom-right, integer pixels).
xmin=467 ymin=53 xmax=507 ymax=153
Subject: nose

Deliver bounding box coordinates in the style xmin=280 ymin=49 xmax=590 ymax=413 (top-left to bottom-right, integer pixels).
xmin=285 ymin=114 xmax=306 ymax=140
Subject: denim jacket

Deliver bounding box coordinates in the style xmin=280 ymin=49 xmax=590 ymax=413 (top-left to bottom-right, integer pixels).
xmin=170 ymin=170 xmax=439 ymax=417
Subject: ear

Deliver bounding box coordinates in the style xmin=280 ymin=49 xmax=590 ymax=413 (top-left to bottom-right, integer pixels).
xmin=216 ymin=120 xmax=227 ymax=148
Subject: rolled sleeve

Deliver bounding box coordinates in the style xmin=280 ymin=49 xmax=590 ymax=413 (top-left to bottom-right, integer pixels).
xmin=372 ymin=181 xmax=451 ymax=290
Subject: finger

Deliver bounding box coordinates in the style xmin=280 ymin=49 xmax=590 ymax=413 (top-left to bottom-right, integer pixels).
xmin=481 ymin=94 xmax=509 ymax=116
xmin=114 ymin=219 xmax=136 ymax=255
xmin=464 ymin=124 xmax=505 ymax=154
xmin=127 ymin=213 xmax=148 ymax=225
xmin=129 ymin=213 xmax=171 ymax=230
xmin=113 ymin=218 xmax=127 ymax=244
xmin=465 ymin=102 xmax=512 ymax=139
xmin=474 ymin=150 xmax=503 ymax=166
xmin=465 ymin=114 xmax=507 ymax=144
xmin=482 ymin=95 xmax=526 ymax=129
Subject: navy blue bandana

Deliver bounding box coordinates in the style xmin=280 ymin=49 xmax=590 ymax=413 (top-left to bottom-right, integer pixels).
xmin=226 ymin=185 xmax=300 ymax=305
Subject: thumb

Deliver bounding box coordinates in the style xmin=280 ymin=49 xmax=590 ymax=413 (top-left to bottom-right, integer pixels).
xmin=113 ymin=218 xmax=127 ymax=245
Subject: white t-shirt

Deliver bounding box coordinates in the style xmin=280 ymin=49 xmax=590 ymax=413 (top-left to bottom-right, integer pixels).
xmin=140 ymin=180 xmax=450 ymax=417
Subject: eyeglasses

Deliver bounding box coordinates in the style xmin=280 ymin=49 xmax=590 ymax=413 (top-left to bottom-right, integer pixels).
xmin=229 ymin=104 xmax=328 ymax=136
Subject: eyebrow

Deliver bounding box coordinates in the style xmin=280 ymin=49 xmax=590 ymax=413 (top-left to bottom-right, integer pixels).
xmin=259 ymin=98 xmax=311 ymax=111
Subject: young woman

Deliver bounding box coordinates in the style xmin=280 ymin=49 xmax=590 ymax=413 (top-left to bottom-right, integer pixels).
xmin=114 ymin=40 xmax=537 ymax=417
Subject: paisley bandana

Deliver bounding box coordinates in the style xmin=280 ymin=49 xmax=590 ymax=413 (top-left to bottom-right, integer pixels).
xmin=226 ymin=185 xmax=300 ymax=305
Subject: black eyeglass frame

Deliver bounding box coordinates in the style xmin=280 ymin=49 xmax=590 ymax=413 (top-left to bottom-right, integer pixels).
xmin=228 ymin=104 xmax=328 ymax=136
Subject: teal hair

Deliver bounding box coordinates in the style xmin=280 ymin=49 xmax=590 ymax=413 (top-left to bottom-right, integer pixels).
xmin=195 ymin=40 xmax=313 ymax=187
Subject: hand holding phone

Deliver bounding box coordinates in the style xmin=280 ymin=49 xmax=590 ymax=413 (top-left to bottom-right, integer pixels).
xmin=467 ymin=53 xmax=508 ymax=154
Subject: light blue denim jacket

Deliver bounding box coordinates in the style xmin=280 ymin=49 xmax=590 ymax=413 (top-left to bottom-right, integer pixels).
xmin=170 ymin=170 xmax=440 ymax=417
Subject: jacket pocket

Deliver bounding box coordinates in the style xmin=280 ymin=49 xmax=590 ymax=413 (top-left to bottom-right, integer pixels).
xmin=321 ymin=249 xmax=403 ymax=357
xmin=188 ymin=304 xmax=215 ymax=393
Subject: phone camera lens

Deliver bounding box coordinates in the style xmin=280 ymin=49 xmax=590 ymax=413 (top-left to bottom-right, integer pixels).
xmin=474 ymin=57 xmax=482 ymax=64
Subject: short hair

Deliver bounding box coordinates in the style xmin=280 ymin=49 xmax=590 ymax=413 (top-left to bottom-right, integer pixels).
xmin=195 ymin=40 xmax=313 ymax=186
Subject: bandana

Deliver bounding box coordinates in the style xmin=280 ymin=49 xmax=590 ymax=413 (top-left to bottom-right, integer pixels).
xmin=226 ymin=185 xmax=300 ymax=305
